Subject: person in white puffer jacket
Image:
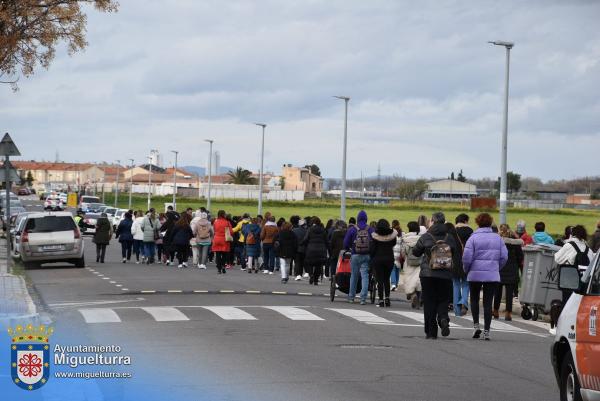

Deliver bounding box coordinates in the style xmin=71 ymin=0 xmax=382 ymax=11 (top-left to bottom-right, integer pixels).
xmin=400 ymin=221 xmax=423 ymax=309
xmin=131 ymin=210 xmax=145 ymax=264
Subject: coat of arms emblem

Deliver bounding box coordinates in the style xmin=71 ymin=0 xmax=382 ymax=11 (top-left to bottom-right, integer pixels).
xmin=8 ymin=324 xmax=53 ymax=390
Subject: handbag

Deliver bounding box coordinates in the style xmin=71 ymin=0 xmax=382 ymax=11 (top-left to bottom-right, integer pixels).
xmin=224 ymin=227 xmax=233 ymax=242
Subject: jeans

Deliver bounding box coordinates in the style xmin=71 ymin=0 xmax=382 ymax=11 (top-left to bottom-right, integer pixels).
xmin=280 ymin=258 xmax=292 ymax=280
xmin=96 ymin=244 xmax=107 ymax=262
xmin=349 ymin=254 xmax=370 ymax=302
xmin=133 ymin=240 xmax=143 ymax=261
xmin=262 ymin=243 xmax=275 ymax=271
xmin=234 ymin=246 xmax=246 ymax=268
xmin=452 ymin=277 xmax=470 ymax=316
xmin=198 ymin=244 xmax=210 ymax=266
xmin=470 ymin=281 xmax=497 ymax=331
xmin=420 ymin=277 xmax=452 ymax=338
xmin=391 ymin=265 xmax=401 ymax=287
xmin=120 ymin=240 xmax=133 ymax=260
xmin=143 ymin=242 xmax=156 ymax=261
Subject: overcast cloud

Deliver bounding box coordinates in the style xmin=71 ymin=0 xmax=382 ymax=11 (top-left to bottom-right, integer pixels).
xmin=2 ymin=0 xmax=599 ymax=180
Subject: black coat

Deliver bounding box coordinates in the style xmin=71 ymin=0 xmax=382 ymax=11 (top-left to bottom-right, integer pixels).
xmin=302 ymin=225 xmax=328 ymax=265
xmin=171 ymin=224 xmax=193 ymax=246
xmin=292 ymin=225 xmax=307 ymax=253
xmin=369 ymin=231 xmax=397 ymax=269
xmin=500 ymin=238 xmax=524 ymax=284
xmin=412 ymin=223 xmax=458 ymax=281
xmin=329 ymin=229 xmax=347 ymax=261
xmin=276 ymin=230 xmax=297 ymax=259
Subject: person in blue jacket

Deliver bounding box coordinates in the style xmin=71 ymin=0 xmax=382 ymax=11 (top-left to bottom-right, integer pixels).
xmin=532 ymin=222 xmax=554 ymax=245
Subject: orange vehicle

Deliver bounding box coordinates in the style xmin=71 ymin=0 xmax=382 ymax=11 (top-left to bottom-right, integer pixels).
xmin=552 ymin=255 xmax=600 ymax=401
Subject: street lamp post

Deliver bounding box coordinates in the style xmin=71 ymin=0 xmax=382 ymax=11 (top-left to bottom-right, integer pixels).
xmin=489 ymin=40 xmax=514 ymax=225
xmin=147 ymin=156 xmax=153 ymax=211
xmin=128 ymin=158 xmax=134 ymax=210
xmin=114 ymin=160 xmax=120 ymax=208
xmin=334 ymin=96 xmax=350 ymax=221
xmin=204 ymin=140 xmax=213 ymax=212
xmin=254 ymin=123 xmax=266 ymax=216
xmin=171 ymin=150 xmax=178 ymax=210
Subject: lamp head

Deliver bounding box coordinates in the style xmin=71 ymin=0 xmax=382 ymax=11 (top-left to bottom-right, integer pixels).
xmin=254 ymin=123 xmax=267 ymax=128
xmin=204 ymin=139 xmax=213 ymax=144
xmin=333 ymin=96 xmax=350 ymax=101
xmin=488 ymin=40 xmax=514 ymax=49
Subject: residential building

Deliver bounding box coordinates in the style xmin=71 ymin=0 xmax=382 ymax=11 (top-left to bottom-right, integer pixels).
xmin=281 ymin=164 xmax=323 ymax=195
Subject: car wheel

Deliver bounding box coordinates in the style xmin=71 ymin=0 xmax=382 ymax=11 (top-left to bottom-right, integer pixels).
xmin=560 ymin=352 xmax=582 ymax=401
xmin=75 ymin=255 xmax=85 ymax=268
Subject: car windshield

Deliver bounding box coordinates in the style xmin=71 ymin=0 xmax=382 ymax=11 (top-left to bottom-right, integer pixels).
xmin=105 ymin=208 xmax=116 ymax=214
xmin=25 ymin=216 xmax=76 ymax=233
xmin=115 ymin=210 xmax=125 ymax=217
xmin=89 ymin=203 xmax=103 ymax=208
xmin=10 ymin=200 xmax=22 ymax=206
xmin=81 ymin=197 xmax=100 ymax=203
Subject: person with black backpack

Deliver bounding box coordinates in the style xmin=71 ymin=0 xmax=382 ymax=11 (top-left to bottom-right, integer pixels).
xmin=412 ymin=212 xmax=459 ymax=339
xmin=343 ymin=210 xmax=374 ymax=305
xmin=554 ymin=225 xmax=594 ymax=305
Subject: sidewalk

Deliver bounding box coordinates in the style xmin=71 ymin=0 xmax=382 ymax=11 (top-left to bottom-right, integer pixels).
xmin=0 ymin=236 xmax=39 ymax=324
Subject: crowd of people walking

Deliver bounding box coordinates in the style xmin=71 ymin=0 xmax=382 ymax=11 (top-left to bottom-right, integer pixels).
xmin=83 ymin=205 xmax=597 ymax=341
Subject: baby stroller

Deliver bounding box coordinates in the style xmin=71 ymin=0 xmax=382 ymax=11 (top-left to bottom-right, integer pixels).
xmin=330 ymin=250 xmax=376 ymax=303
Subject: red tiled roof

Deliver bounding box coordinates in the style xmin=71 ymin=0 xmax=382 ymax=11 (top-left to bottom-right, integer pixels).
xmin=12 ymin=161 xmax=95 ymax=171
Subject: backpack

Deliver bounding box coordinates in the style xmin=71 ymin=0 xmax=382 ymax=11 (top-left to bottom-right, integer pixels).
xmin=197 ymin=223 xmax=211 ymax=240
xmin=405 ymin=243 xmax=422 ymax=267
xmin=354 ymin=228 xmax=371 ymax=254
xmin=569 ymin=241 xmax=590 ymax=268
xmin=246 ymin=230 xmax=257 ymax=245
xmin=428 ymin=234 xmax=453 ymax=270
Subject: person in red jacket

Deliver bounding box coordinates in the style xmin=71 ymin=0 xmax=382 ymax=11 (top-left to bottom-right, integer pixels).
xmin=515 ymin=220 xmax=533 ymax=246
xmin=212 ymin=210 xmax=233 ymax=274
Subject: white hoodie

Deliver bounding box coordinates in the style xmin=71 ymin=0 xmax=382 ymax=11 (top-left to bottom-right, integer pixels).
xmin=554 ymin=237 xmax=595 ymax=269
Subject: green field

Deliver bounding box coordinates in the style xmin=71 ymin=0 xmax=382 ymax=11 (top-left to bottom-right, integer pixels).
xmin=103 ymin=194 xmax=600 ymax=239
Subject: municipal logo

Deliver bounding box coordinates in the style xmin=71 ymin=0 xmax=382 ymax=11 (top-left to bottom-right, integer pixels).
xmin=8 ymin=324 xmax=53 ymax=391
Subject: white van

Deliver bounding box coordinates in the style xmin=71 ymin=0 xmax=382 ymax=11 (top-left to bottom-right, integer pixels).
xmin=552 ymin=255 xmax=600 ymax=401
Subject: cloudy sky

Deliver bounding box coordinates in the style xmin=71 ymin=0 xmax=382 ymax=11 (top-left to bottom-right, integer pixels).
xmin=2 ymin=0 xmax=599 ymax=180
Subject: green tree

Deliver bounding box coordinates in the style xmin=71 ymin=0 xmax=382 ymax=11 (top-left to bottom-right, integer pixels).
xmin=450 ymin=172 xmax=455 ymax=180
xmin=396 ymin=179 xmax=428 ymax=202
xmin=226 ymin=167 xmax=257 ymax=185
xmin=25 ymin=170 xmax=34 ymax=186
xmin=304 ymin=164 xmax=321 ymax=177
xmin=279 ymin=176 xmax=286 ymax=189
xmin=495 ymin=171 xmax=522 ymax=193
xmin=457 ymin=169 xmax=466 ymax=182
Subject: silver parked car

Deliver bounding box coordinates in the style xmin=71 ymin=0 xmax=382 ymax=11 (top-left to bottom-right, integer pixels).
xmin=20 ymin=212 xmax=85 ymax=268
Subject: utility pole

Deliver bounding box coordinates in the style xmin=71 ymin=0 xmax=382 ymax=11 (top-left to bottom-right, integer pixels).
xmin=205 ymin=140 xmax=213 ymax=211
xmin=171 ymin=150 xmax=178 ymax=210
xmin=128 ymin=159 xmax=134 ymax=210
xmin=334 ymin=96 xmax=350 ymax=221
xmin=254 ymin=124 xmax=266 ymax=216
xmin=114 ymin=160 xmax=120 ymax=208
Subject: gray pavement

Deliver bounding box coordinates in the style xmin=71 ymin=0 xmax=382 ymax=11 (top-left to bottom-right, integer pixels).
xmin=17 ymin=235 xmax=559 ymax=401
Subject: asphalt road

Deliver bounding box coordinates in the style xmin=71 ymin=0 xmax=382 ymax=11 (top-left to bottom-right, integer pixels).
xmin=12 ymin=199 xmax=558 ymax=401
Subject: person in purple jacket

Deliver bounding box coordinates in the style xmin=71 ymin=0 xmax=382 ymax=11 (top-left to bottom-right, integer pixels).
xmin=343 ymin=210 xmax=374 ymax=304
xmin=462 ymin=213 xmax=508 ymax=341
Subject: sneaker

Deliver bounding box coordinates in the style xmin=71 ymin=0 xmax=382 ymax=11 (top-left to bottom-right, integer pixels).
xmin=295 ymin=275 xmax=302 ymax=281
xmin=439 ymin=318 xmax=450 ymax=337
xmin=177 ymin=264 xmax=183 ymax=268
xmin=281 ymin=278 xmax=288 ymax=284
xmin=360 ymin=300 xmax=366 ymax=305
xmin=460 ymin=304 xmax=468 ymax=316
xmin=262 ymin=270 xmax=269 ymax=274
xmin=166 ymin=261 xmax=171 ymax=266
xmin=411 ymin=293 xmax=419 ymax=309
xmin=200 ymin=264 xmax=206 ymax=270
xmin=247 ymin=269 xmax=253 ymax=274
xmin=135 ymin=261 xmax=140 ymax=265
xmin=222 ymin=268 xmax=226 ymax=274
xmin=303 ymin=272 xmax=309 ymax=278
xmin=157 ymin=261 xmax=162 ymax=264
xmin=240 ymin=268 xmax=247 ymax=271
xmin=549 ymin=327 xmax=557 ymax=335
xmin=122 ymin=258 xmax=126 ymax=263
xmin=472 ymin=324 xmax=482 ymax=339
xmin=384 ymin=298 xmax=391 ymax=307
xmin=483 ymin=330 xmax=491 ymax=341
xmin=347 ymin=299 xmax=355 ymax=304
xmin=391 ymin=285 xmax=397 ymax=291
xmin=268 ymin=272 xmax=273 ymax=275
xmin=376 ymin=301 xmax=384 ymax=307
xmin=183 ymin=262 xmax=188 ymax=268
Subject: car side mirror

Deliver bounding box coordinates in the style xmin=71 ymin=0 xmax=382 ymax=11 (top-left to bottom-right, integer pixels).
xmin=558 ymin=266 xmax=581 ymax=292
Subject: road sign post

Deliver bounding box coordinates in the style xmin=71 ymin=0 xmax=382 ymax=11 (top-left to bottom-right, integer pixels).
xmin=0 ymin=133 xmax=21 ymax=270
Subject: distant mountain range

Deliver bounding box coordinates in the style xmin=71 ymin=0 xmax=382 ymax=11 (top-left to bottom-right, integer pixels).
xmin=181 ymin=166 xmax=234 ymax=176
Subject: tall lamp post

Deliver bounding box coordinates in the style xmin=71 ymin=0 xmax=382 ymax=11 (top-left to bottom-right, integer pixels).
xmin=205 ymin=140 xmax=213 ymax=212
xmin=254 ymin=123 xmax=266 ymax=216
xmin=147 ymin=156 xmax=153 ymax=211
xmin=114 ymin=160 xmax=120 ymax=208
xmin=489 ymin=40 xmax=514 ymax=225
xmin=334 ymin=96 xmax=350 ymax=221
xmin=128 ymin=158 xmax=134 ymax=210
xmin=171 ymin=150 xmax=178 ymax=210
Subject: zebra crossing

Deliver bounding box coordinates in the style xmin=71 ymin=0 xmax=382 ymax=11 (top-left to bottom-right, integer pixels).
xmin=76 ymin=305 xmax=549 ymax=336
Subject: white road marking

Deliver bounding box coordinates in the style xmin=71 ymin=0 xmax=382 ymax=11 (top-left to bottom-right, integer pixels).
xmin=457 ymin=315 xmax=527 ymax=332
xmin=49 ymin=298 xmax=145 ymax=308
xmin=201 ymin=306 xmax=257 ymax=320
xmin=326 ymin=308 xmax=393 ymax=324
xmin=142 ymin=307 xmax=189 ymax=322
xmin=263 ymin=306 xmax=324 ymax=321
xmin=79 ymin=308 xmax=121 ymax=323
xmin=388 ymin=311 xmax=461 ymax=328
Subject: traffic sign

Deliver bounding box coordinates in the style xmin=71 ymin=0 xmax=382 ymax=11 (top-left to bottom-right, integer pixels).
xmin=0 ymin=133 xmax=21 ymax=156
